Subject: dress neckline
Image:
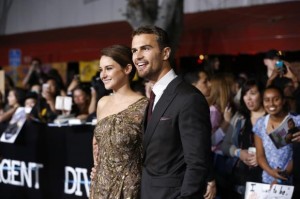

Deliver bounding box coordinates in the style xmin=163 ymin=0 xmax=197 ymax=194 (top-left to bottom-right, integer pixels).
xmin=97 ymin=97 xmax=147 ymax=123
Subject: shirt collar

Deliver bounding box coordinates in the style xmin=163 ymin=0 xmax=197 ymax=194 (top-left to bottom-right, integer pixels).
xmin=152 ymin=69 xmax=177 ymax=95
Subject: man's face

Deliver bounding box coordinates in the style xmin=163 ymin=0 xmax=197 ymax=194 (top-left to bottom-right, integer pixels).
xmin=131 ymin=34 xmax=166 ymax=82
xmin=193 ymin=72 xmax=211 ymax=97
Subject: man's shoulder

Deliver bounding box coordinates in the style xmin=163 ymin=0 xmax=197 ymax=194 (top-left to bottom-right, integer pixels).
xmin=177 ymin=80 xmax=202 ymax=95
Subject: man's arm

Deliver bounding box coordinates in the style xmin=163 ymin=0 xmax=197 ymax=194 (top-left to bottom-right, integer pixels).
xmin=178 ymin=92 xmax=212 ymax=198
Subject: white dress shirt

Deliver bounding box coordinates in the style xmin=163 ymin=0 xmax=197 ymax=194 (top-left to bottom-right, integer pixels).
xmin=152 ymin=69 xmax=177 ymax=110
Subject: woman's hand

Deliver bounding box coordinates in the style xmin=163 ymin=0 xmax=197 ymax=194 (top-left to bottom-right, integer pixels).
xmin=239 ymin=150 xmax=258 ymax=167
xmin=223 ymin=106 xmax=232 ymax=123
xmin=266 ymin=69 xmax=280 ymax=86
xmin=90 ymin=164 xmax=97 ymax=180
xmin=292 ymin=130 xmax=300 ymax=142
xmin=270 ymin=168 xmax=288 ymax=181
xmin=204 ymin=180 xmax=216 ymax=199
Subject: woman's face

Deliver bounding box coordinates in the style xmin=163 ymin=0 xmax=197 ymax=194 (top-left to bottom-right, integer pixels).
xmin=243 ymin=85 xmax=262 ymax=112
xmin=7 ymin=90 xmax=18 ymax=106
xmin=99 ymin=55 xmax=129 ymax=90
xmin=73 ymin=89 xmax=87 ymax=106
xmin=263 ymin=88 xmax=285 ymax=116
xmin=46 ymin=79 xmax=57 ymax=95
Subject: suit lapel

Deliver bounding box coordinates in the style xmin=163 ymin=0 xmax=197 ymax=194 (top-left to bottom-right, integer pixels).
xmin=143 ymin=76 xmax=182 ymax=152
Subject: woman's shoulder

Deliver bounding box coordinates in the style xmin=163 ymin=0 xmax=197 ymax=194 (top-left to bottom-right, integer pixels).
xmin=97 ymin=95 xmax=111 ymax=108
xmin=253 ymin=115 xmax=268 ymax=133
xmin=130 ymin=95 xmax=148 ymax=107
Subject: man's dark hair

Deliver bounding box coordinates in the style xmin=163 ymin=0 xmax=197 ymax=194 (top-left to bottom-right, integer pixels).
xmin=132 ymin=25 xmax=170 ymax=50
xmin=184 ymin=68 xmax=209 ymax=85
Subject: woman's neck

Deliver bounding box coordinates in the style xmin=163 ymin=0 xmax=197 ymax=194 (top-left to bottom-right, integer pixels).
xmin=250 ymin=107 xmax=265 ymax=124
xmin=269 ymin=111 xmax=288 ymax=123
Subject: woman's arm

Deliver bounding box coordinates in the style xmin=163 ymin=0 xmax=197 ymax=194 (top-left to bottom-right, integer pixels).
xmin=0 ymin=106 xmax=18 ymax=122
xmin=254 ymin=135 xmax=286 ymax=180
xmin=92 ymin=136 xmax=98 ymax=166
xmin=88 ymin=87 xmax=97 ymax=114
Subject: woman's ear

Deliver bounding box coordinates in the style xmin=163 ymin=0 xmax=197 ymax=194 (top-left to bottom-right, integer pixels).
xmin=124 ymin=64 xmax=132 ymax=75
xmin=162 ymin=47 xmax=171 ymax=60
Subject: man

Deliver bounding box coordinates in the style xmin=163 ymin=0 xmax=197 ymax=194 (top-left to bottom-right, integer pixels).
xmin=184 ymin=68 xmax=217 ymax=199
xmin=131 ymin=26 xmax=212 ymax=199
xmin=183 ymin=68 xmax=211 ymax=98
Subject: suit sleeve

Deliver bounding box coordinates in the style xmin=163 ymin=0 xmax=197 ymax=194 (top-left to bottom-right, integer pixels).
xmin=177 ymin=92 xmax=212 ymax=198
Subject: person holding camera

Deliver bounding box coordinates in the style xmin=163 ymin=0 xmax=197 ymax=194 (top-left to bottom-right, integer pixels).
xmin=22 ymin=58 xmax=47 ymax=89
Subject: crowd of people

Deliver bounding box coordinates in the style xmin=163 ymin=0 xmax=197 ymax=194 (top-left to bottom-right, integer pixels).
xmin=0 ymin=58 xmax=112 ymax=132
xmin=1 ymin=26 xmax=300 ymax=199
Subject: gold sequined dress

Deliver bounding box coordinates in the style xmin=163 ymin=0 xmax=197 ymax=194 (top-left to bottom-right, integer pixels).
xmin=90 ymin=97 xmax=148 ymax=199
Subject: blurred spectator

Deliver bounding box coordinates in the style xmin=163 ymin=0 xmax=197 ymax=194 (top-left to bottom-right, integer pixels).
xmin=184 ymin=68 xmax=216 ymax=199
xmin=69 ymin=84 xmax=91 ymax=120
xmin=222 ymin=79 xmax=265 ymax=198
xmin=261 ymin=49 xmax=280 ymax=86
xmin=183 ymin=67 xmax=211 ymax=97
xmin=206 ymin=73 xmax=234 ymax=143
xmin=87 ymin=73 xmax=110 ymax=121
xmin=0 ymin=87 xmax=26 ymax=125
xmin=206 ymin=73 xmax=234 ymax=199
xmin=0 ymin=91 xmax=4 ymax=115
xmin=24 ymin=91 xmax=38 ymax=115
xmin=22 ymin=58 xmax=47 ymax=89
xmin=259 ymin=50 xmax=300 ymax=114
xmin=203 ymin=56 xmax=221 ymax=76
xmin=233 ymin=73 xmax=248 ymax=109
xmin=66 ymin=74 xmax=80 ymax=96
xmin=3 ymin=74 xmax=15 ymax=105
xmin=253 ymin=85 xmax=297 ymax=185
xmin=30 ymin=84 xmax=42 ymax=95
xmin=48 ymin=68 xmax=66 ymax=96
xmin=42 ymin=77 xmax=63 ymax=114
xmin=28 ymin=76 xmax=63 ymax=123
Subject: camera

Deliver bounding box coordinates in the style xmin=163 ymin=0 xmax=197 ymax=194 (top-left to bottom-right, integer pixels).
xmin=275 ymin=60 xmax=287 ymax=74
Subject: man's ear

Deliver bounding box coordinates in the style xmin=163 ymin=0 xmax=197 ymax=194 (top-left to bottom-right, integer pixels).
xmin=162 ymin=47 xmax=171 ymax=60
xmin=124 ymin=64 xmax=132 ymax=75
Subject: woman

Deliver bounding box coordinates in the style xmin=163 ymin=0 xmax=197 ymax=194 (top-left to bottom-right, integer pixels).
xmin=205 ymin=73 xmax=233 ymax=199
xmin=0 ymin=88 xmax=26 ymax=123
xmin=206 ymin=73 xmax=234 ymax=152
xmin=90 ymin=45 xmax=148 ymax=199
xmin=253 ymin=85 xmax=300 ymax=185
xmin=70 ymin=84 xmax=91 ymax=120
xmin=222 ymin=79 xmax=265 ymax=198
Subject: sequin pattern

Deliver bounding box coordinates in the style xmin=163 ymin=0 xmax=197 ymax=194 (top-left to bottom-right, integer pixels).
xmin=90 ymin=97 xmax=148 ymax=199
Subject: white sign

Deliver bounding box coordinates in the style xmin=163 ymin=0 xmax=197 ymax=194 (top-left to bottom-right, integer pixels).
xmin=245 ymin=181 xmax=294 ymax=199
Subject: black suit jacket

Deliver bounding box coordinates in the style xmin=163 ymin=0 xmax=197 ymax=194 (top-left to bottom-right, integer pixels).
xmin=141 ymin=76 xmax=212 ymax=199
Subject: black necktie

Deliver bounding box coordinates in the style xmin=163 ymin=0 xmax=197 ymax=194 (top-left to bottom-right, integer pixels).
xmin=147 ymin=91 xmax=155 ymax=122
